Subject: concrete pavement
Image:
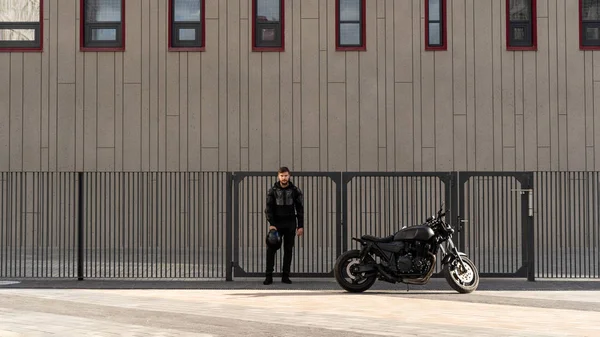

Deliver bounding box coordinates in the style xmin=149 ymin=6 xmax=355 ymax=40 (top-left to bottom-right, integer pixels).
xmin=1 ymin=278 xmax=599 ymax=336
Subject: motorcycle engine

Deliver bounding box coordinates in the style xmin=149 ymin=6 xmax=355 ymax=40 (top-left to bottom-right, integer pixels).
xmin=394 ymin=242 xmax=432 ymax=274
xmin=396 ymin=254 xmax=413 ymax=273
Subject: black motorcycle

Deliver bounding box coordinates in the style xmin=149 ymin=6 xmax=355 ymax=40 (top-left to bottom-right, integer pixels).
xmin=334 ymin=205 xmax=479 ymax=293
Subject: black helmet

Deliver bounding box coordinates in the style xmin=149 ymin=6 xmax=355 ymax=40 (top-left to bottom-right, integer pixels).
xmin=265 ymin=229 xmax=282 ymax=250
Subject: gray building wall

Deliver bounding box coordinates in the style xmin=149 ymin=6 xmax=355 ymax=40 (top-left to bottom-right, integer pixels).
xmin=0 ymin=0 xmax=598 ymax=172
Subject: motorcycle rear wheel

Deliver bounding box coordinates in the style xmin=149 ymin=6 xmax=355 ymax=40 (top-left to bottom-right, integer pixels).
xmin=443 ymin=256 xmax=479 ymax=294
xmin=334 ymin=249 xmax=377 ymax=293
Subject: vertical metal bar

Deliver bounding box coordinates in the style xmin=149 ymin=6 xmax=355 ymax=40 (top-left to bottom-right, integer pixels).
xmin=592 ymin=172 xmax=600 ymax=277
xmin=1 ymin=173 xmax=4 ymax=277
xmin=202 ymin=173 xmax=207 ymax=276
xmin=547 ymin=172 xmax=551 ymax=278
xmin=226 ymin=172 xmax=233 ymax=281
xmin=527 ymin=173 xmax=535 ymax=281
xmin=9 ymin=173 xmax=14 ymax=277
xmin=485 ymin=176 xmax=490 ymax=273
xmin=77 ymin=173 xmax=84 ymax=280
xmin=580 ymin=172 xmax=585 ymax=277
xmin=193 ymin=172 xmax=197 ymax=278
xmin=34 ymin=173 xmax=38 ymax=277
xmin=59 ymin=172 xmax=64 ymax=277
xmin=561 ymin=172 xmax=565 ymax=277
xmin=236 ymin=174 xmax=242 ymax=275
xmin=185 ymin=172 xmax=189 ymax=278
xmin=240 ymin=173 xmax=245 ymax=275
xmin=123 ymin=172 xmax=127 ymax=278
xmin=158 ymin=172 xmax=162 ymax=278
xmin=214 ymin=172 xmax=218 ymax=278
xmin=585 ymin=172 xmax=590 ymax=278
xmin=137 ymin=172 xmax=141 ymax=278
xmin=571 ymin=172 xmax=575 ymax=278
xmin=24 ymin=173 xmax=28 ymax=277
xmin=66 ymin=174 xmax=71 ymax=277
xmin=110 ymin=172 xmax=114 ymax=278
xmin=338 ymin=173 xmax=344 ymax=258
xmin=340 ymin=174 xmax=346 ymax=256
xmin=168 ymin=172 xmax=172 ymax=278
xmin=174 ymin=172 xmax=178 ymax=278
xmin=2 ymin=173 xmax=5 ymax=277
xmin=129 ymin=172 xmax=133 ymax=278
xmin=496 ymin=176 xmax=500 ymax=273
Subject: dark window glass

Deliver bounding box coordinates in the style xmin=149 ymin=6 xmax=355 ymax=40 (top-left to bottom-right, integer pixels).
xmin=507 ymin=0 xmax=534 ymax=48
xmin=427 ymin=0 xmax=444 ymax=48
xmin=337 ymin=0 xmax=364 ymax=49
xmin=171 ymin=0 xmax=203 ymax=48
xmin=254 ymin=0 xmax=282 ymax=49
xmin=582 ymin=0 xmax=600 ymax=47
xmin=82 ymin=0 xmax=123 ymax=49
xmin=0 ymin=0 xmax=42 ymax=49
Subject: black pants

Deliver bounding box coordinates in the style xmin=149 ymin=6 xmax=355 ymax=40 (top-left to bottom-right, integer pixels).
xmin=265 ymin=226 xmax=296 ymax=276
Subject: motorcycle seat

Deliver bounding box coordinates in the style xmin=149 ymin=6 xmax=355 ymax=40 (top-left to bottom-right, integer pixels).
xmin=361 ymin=234 xmax=394 ymax=243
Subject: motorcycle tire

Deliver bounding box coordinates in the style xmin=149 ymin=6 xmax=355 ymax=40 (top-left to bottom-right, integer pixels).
xmin=334 ymin=249 xmax=377 ymax=293
xmin=443 ymin=256 xmax=479 ymax=294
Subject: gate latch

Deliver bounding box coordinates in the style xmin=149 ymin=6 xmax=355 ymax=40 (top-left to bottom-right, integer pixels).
xmin=511 ymin=189 xmax=533 ymax=217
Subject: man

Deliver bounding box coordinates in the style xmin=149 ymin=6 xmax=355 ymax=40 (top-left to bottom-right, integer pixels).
xmin=263 ymin=166 xmax=304 ymax=285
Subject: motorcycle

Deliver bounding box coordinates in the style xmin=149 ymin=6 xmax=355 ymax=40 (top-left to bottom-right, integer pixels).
xmin=334 ymin=205 xmax=479 ymax=293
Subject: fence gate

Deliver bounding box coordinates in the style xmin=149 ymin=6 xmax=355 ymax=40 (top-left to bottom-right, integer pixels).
xmin=457 ymin=172 xmax=534 ymax=280
xmin=232 ymin=172 xmax=341 ymax=278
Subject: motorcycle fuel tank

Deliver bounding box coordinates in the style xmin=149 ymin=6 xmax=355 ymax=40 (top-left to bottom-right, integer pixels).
xmin=394 ymin=225 xmax=435 ymax=241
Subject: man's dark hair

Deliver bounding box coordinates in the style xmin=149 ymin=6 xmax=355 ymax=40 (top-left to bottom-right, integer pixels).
xmin=278 ymin=166 xmax=290 ymax=174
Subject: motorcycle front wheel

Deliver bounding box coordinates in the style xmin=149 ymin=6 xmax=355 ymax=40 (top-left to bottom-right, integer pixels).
xmin=443 ymin=256 xmax=479 ymax=294
xmin=334 ymin=249 xmax=377 ymax=293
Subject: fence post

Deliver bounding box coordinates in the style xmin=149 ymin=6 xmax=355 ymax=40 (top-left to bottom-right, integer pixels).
xmin=77 ymin=172 xmax=84 ymax=281
xmin=525 ymin=173 xmax=535 ymax=282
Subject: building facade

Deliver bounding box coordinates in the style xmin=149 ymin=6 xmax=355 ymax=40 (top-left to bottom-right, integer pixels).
xmin=1 ymin=0 xmax=599 ymax=173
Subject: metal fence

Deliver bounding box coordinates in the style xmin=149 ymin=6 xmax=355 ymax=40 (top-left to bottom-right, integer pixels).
xmin=1 ymin=171 xmax=599 ymax=280
xmin=534 ymin=172 xmax=600 ymax=279
xmin=0 ymin=172 xmax=79 ymax=278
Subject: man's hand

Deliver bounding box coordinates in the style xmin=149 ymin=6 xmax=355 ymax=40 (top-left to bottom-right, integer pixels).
xmin=269 ymin=226 xmax=277 ymax=231
xmin=296 ymin=228 xmax=304 ymax=237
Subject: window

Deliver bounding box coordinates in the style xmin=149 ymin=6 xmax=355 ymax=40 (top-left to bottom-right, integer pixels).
xmin=169 ymin=0 xmax=204 ymax=51
xmin=80 ymin=0 xmax=125 ymax=51
xmin=506 ymin=0 xmax=537 ymax=50
xmin=252 ymin=0 xmax=284 ymax=51
xmin=336 ymin=0 xmax=365 ymax=51
xmin=581 ymin=0 xmax=600 ymax=49
xmin=0 ymin=0 xmax=43 ymax=51
xmin=425 ymin=0 xmax=446 ymax=50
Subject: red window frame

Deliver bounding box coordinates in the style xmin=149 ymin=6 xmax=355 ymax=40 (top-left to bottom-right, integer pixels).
xmin=0 ymin=0 xmax=44 ymax=52
xmin=335 ymin=0 xmax=366 ymax=51
xmin=505 ymin=0 xmax=537 ymax=51
xmin=252 ymin=0 xmax=285 ymax=52
xmin=425 ymin=0 xmax=446 ymax=51
xmin=580 ymin=0 xmax=600 ymax=50
xmin=168 ymin=0 xmax=205 ymax=51
xmin=80 ymin=0 xmax=126 ymax=52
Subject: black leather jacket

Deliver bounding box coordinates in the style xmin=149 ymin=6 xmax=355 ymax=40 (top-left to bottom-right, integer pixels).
xmin=265 ymin=181 xmax=304 ymax=229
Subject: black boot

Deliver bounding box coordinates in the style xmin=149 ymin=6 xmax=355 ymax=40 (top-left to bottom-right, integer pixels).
xmin=281 ymin=274 xmax=292 ymax=284
xmin=263 ymin=274 xmax=273 ymax=285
